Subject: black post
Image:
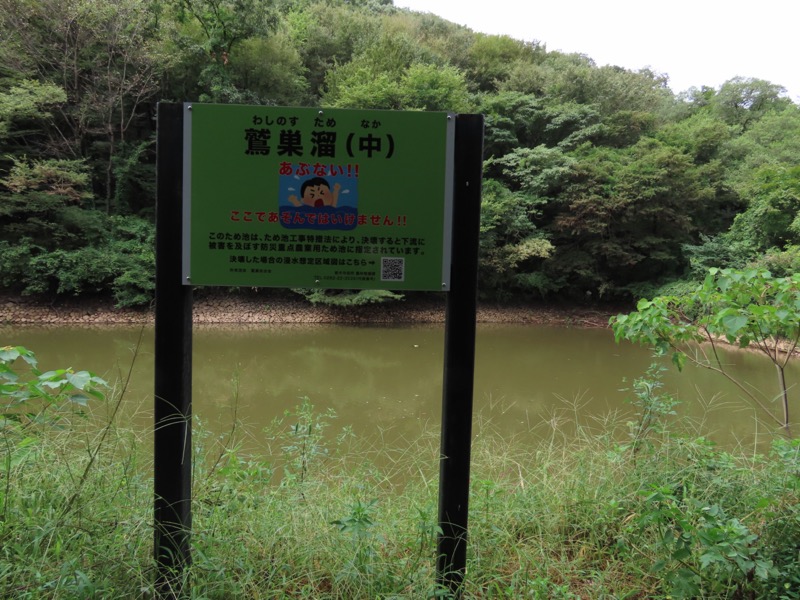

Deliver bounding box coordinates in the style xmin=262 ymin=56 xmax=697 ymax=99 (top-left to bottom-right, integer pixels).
xmin=154 ymin=102 xmax=193 ymax=597
xmin=436 ymin=113 xmax=484 ymax=597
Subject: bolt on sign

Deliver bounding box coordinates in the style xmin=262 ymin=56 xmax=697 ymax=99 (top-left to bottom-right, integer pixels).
xmin=182 ymin=104 xmax=456 ymax=291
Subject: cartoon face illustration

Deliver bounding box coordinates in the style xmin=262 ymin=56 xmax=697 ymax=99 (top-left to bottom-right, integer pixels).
xmin=288 ymin=177 xmax=340 ymax=208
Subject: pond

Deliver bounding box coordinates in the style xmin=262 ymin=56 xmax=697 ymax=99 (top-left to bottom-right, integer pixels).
xmin=2 ymin=323 xmax=795 ymax=452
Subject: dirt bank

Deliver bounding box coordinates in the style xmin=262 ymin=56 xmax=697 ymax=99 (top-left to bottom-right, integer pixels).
xmin=0 ymin=291 xmax=621 ymax=327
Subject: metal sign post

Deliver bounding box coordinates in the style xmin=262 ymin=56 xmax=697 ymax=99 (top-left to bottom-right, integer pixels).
xmin=154 ymin=103 xmax=193 ymax=598
xmin=436 ymin=113 xmax=484 ymax=598
xmin=154 ymin=103 xmax=482 ymax=598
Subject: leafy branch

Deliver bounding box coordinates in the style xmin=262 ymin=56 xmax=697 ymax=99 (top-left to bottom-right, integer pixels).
xmin=611 ymin=268 xmax=800 ymax=431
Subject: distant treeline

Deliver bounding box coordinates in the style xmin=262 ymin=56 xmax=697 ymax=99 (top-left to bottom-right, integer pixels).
xmin=1 ymin=0 xmax=798 ymax=306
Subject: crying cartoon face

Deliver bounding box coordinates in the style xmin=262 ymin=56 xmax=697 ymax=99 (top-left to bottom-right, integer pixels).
xmin=301 ymin=182 xmax=335 ymax=207
xmin=288 ymin=176 xmax=341 ymax=208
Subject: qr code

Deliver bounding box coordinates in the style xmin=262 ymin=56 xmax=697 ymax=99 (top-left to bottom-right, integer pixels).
xmin=380 ymin=257 xmax=405 ymax=282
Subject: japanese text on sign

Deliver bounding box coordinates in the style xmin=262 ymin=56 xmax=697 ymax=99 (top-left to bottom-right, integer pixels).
xmin=184 ymin=104 xmax=453 ymax=290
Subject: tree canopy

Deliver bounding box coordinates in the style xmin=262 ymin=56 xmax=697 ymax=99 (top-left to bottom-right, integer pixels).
xmin=0 ymin=0 xmax=797 ymax=306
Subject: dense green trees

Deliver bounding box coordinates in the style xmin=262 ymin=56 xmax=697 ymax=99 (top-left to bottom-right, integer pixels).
xmin=0 ymin=0 xmax=164 ymax=305
xmin=0 ymin=0 xmax=797 ymax=306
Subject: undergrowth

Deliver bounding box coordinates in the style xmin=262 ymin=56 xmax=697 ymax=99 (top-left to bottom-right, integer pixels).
xmin=2 ymin=347 xmax=800 ymax=598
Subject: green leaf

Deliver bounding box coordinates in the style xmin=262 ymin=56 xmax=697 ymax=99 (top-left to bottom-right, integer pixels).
xmin=66 ymin=371 xmax=92 ymax=389
xmin=672 ymin=546 xmax=692 ymax=561
xmin=0 ymin=347 xmax=21 ymax=363
xmin=68 ymin=394 xmax=89 ymax=407
xmin=721 ymin=314 xmax=748 ymax=336
xmin=650 ymin=559 xmax=667 ymax=573
xmin=39 ymin=369 xmax=69 ymax=388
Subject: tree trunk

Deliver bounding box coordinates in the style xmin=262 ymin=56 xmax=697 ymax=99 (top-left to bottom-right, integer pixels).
xmin=776 ymin=363 xmax=791 ymax=432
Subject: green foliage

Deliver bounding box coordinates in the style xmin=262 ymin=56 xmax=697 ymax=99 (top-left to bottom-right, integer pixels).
xmin=322 ymin=25 xmax=427 ymax=109
xmin=0 ymin=0 xmax=166 ymax=178
xmin=0 ymin=80 xmax=66 ymax=141
xmin=727 ymin=165 xmax=800 ymax=252
xmin=323 ymin=49 xmax=470 ymax=111
xmin=110 ymin=140 xmax=156 ymax=217
xmin=226 ymin=33 xmax=310 ymax=104
xmin=292 ymin=288 xmax=403 ymax=307
xmin=621 ymin=362 xmax=679 ymax=454
xmin=1 ymin=156 xmax=93 ymax=206
xmin=751 ymin=245 xmax=800 ymax=277
xmin=638 ymin=484 xmax=777 ymax=598
xmin=656 ymin=110 xmax=735 ymax=163
xmin=105 ymin=216 xmax=156 ymax=307
xmin=265 ymin=396 xmax=351 ymax=488
xmin=398 ymin=63 xmax=471 ymax=112
xmin=26 ymin=247 xmax=119 ymax=296
xmin=540 ymin=102 xmax=605 ymax=150
xmin=0 ymin=214 xmax=155 ymax=306
xmin=487 ymin=144 xmax=575 ymax=197
xmin=331 ymin=498 xmax=378 ymax=540
xmin=465 ymin=34 xmax=540 ymax=92
xmin=585 ymin=65 xmax=672 ymax=118
xmin=404 ymin=12 xmax=474 ymax=72
xmin=331 ymin=498 xmax=382 ymax=576
xmin=612 ymin=268 xmax=800 ymax=357
xmin=683 ymin=233 xmax=753 ymax=278
xmin=479 ymin=92 xmax=544 ymax=158
xmin=611 ymin=267 xmax=800 ymax=428
xmin=284 ymin=2 xmax=383 ymax=99
xmin=0 ymin=0 xmax=798 ymax=306
xmin=721 ymin=105 xmax=800 ymax=192
xmin=712 ymin=76 xmax=791 ymax=129
xmin=1 ymin=346 xmax=106 ymax=429
xmin=1 ymin=346 xmax=106 ymax=522
xmin=536 ymin=52 xmax=596 ymax=103
xmin=323 ymin=64 xmax=403 ymax=110
xmin=478 ymin=179 xmax=553 ymax=298
xmin=5 ymin=371 xmax=800 ymax=597
xmin=541 ymin=138 xmax=716 ymax=298
xmin=0 ymin=155 xmax=108 ymax=299
xmin=0 ymin=345 xmax=152 ymax=598
xmin=174 ymin=0 xmax=278 ymax=56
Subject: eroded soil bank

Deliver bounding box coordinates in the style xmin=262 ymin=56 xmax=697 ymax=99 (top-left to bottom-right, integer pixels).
xmin=0 ymin=291 xmax=621 ymax=327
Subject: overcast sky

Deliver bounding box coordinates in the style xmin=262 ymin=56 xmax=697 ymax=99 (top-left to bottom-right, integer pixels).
xmin=392 ymin=0 xmax=800 ymax=102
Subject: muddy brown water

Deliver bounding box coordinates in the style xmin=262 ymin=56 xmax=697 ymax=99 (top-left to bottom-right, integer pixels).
xmin=2 ymin=323 xmax=796 ymax=451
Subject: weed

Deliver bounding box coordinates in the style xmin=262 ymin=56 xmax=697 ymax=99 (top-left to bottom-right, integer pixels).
xmin=620 ymin=361 xmax=679 ymax=455
xmin=3 ymin=353 xmax=800 ymax=598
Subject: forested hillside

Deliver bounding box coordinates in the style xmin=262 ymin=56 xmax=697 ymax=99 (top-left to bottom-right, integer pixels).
xmin=1 ymin=0 xmax=797 ymax=306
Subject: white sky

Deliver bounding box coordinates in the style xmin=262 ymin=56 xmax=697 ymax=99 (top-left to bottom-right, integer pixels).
xmin=393 ymin=0 xmax=800 ymax=102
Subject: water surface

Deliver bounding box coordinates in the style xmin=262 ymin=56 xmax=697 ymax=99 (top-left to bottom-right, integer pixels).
xmin=2 ymin=323 xmax=794 ymax=449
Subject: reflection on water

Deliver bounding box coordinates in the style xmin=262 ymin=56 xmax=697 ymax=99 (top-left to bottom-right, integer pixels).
xmin=2 ymin=323 xmax=795 ymax=450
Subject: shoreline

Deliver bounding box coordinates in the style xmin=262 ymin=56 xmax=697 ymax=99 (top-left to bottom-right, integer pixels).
xmin=0 ymin=291 xmax=620 ymax=327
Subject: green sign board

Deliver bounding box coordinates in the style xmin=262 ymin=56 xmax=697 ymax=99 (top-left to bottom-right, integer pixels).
xmin=182 ymin=103 xmax=455 ymax=291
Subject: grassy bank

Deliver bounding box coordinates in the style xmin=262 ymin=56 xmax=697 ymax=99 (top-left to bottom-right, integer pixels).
xmin=2 ymin=351 xmax=800 ymax=598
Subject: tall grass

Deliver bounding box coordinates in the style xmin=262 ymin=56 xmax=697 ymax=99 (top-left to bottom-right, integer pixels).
xmin=3 ymin=350 xmax=800 ymax=598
